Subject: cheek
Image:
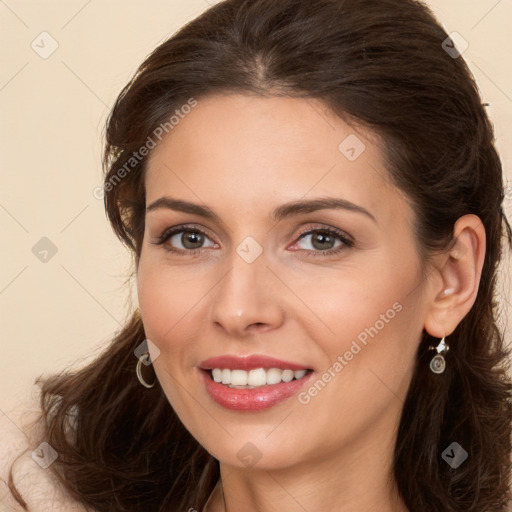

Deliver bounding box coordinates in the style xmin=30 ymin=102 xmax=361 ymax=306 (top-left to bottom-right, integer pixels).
xmin=290 ymin=255 xmax=424 ymax=391
xmin=305 ymin=288 xmax=411 ymax=380
xmin=136 ymin=257 xmax=206 ymax=342
xmin=137 ymin=265 xmax=173 ymax=342
xmin=136 ymin=262 xmax=201 ymax=414
xmin=292 ymin=295 xmax=420 ymax=451
xmin=294 ymin=259 xmax=416 ymax=341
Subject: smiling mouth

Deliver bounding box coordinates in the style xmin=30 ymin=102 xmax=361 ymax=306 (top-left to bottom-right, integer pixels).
xmin=207 ymin=367 xmax=314 ymax=389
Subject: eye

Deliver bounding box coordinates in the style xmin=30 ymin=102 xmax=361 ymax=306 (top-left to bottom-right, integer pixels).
xmin=151 ymin=224 xmax=353 ymax=257
xmin=291 ymin=227 xmax=353 ymax=256
xmin=151 ymin=225 xmax=217 ymax=254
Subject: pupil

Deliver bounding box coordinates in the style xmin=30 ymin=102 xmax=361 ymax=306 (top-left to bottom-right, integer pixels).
xmin=182 ymin=231 xmax=203 ymax=249
xmin=313 ymin=232 xmax=334 ymax=250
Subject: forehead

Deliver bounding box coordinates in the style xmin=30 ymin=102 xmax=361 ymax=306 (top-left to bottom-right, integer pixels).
xmin=144 ymin=94 xmax=407 ymax=225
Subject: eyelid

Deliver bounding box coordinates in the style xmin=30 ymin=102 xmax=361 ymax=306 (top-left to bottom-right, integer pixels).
xmin=155 ymin=223 xmax=214 ymax=242
xmin=293 ymin=224 xmax=354 ymax=245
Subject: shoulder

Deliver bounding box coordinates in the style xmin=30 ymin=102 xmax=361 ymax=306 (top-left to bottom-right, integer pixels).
xmin=0 ymin=406 xmax=92 ymax=512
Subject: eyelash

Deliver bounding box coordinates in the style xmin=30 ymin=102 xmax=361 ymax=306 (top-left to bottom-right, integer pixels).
xmin=151 ymin=224 xmax=354 ymax=257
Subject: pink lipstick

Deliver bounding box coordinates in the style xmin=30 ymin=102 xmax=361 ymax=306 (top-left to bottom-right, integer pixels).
xmin=199 ymin=354 xmax=313 ymax=411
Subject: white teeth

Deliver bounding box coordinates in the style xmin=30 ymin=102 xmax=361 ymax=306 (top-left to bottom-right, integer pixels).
xmin=230 ymin=369 xmax=248 ymax=386
xmin=266 ymin=368 xmax=282 ymax=385
xmin=209 ymin=367 xmax=309 ymax=387
xmin=281 ymin=369 xmax=294 ymax=382
xmin=248 ymin=368 xmax=267 ymax=387
xmin=221 ymin=369 xmax=231 ymax=384
xmin=294 ymin=369 xmax=306 ymax=379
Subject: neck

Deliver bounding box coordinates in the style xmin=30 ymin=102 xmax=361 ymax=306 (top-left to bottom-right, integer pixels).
xmin=205 ymin=424 xmax=409 ymax=512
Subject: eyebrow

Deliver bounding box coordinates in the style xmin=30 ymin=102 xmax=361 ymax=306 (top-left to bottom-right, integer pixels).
xmin=146 ymin=196 xmax=377 ymax=223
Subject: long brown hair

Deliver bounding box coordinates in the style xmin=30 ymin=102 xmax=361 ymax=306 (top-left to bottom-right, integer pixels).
xmin=9 ymin=0 xmax=512 ymax=510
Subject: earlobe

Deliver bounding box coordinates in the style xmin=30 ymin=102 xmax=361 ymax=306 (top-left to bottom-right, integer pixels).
xmin=424 ymin=214 xmax=486 ymax=338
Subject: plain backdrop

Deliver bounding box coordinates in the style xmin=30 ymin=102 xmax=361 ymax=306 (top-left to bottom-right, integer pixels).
xmin=1 ymin=0 xmax=511 ymax=424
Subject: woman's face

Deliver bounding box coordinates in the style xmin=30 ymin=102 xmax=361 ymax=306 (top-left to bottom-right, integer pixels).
xmin=137 ymin=93 xmax=432 ymax=471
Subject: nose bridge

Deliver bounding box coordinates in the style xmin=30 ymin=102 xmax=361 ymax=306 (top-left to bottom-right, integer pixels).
xmin=210 ymin=242 xmax=283 ymax=335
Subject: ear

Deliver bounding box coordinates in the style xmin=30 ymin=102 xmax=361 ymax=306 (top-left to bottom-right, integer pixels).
xmin=424 ymin=214 xmax=486 ymax=338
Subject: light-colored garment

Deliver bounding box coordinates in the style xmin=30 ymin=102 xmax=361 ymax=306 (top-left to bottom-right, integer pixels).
xmin=0 ymin=408 xmax=91 ymax=512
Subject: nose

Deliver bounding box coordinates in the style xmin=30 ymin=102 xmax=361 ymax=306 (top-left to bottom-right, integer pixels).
xmin=210 ymin=249 xmax=285 ymax=338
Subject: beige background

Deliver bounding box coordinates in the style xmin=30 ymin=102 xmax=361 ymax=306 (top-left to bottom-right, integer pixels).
xmin=1 ymin=0 xmax=511 ymax=423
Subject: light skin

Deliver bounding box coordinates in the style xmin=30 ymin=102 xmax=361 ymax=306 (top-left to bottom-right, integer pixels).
xmin=136 ymin=93 xmax=485 ymax=512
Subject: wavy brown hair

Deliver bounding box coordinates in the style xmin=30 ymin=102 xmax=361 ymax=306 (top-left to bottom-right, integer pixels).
xmin=8 ymin=0 xmax=512 ymax=510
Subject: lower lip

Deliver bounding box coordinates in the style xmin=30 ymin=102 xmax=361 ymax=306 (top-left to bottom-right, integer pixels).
xmin=200 ymin=370 xmax=313 ymax=411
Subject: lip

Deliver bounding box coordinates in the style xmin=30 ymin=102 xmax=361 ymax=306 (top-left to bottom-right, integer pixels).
xmin=199 ymin=354 xmax=310 ymax=371
xmin=199 ymin=367 xmax=314 ymax=411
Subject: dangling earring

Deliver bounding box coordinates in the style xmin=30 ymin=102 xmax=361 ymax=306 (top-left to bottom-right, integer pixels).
xmin=136 ymin=352 xmax=156 ymax=388
xmin=428 ymin=337 xmax=449 ymax=374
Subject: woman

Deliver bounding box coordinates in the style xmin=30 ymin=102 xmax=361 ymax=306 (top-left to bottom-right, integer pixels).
xmin=3 ymin=0 xmax=511 ymax=510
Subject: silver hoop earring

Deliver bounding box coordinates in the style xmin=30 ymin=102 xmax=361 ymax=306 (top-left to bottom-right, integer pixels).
xmin=428 ymin=337 xmax=449 ymax=374
xmin=136 ymin=352 xmax=156 ymax=388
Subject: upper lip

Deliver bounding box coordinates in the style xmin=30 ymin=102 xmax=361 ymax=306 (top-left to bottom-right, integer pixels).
xmin=199 ymin=354 xmax=311 ymax=371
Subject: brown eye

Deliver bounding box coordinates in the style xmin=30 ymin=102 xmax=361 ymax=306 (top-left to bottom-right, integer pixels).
xmin=310 ymin=232 xmax=337 ymax=250
xmin=296 ymin=229 xmax=346 ymax=252
xmin=154 ymin=226 xmax=217 ymax=253
xmin=180 ymin=230 xmax=205 ymax=249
